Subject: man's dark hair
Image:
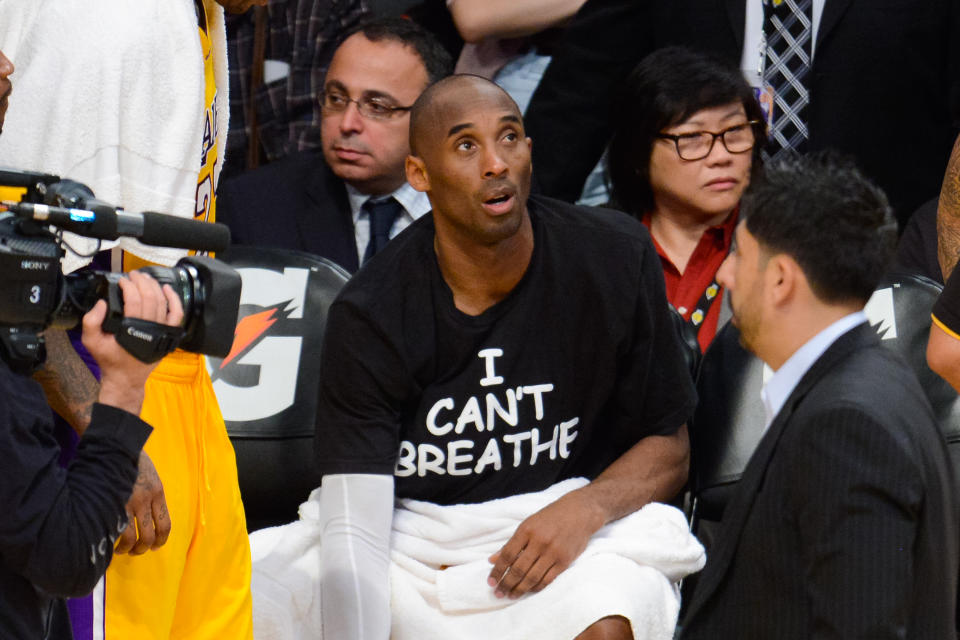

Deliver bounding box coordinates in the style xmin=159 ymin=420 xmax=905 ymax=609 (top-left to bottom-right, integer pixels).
xmin=743 ymin=151 xmax=898 ymax=304
xmin=337 ymin=17 xmax=454 ymax=85
xmin=607 ymin=46 xmax=767 ymax=216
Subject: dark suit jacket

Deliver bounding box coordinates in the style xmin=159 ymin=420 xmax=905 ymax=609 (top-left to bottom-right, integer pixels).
xmin=525 ymin=0 xmax=960 ymax=225
xmin=681 ymin=323 xmax=959 ymax=639
xmin=217 ymin=150 xmax=361 ymax=273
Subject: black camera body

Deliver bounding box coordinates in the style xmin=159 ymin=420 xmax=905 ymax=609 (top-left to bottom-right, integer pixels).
xmin=0 ymin=169 xmax=241 ymax=373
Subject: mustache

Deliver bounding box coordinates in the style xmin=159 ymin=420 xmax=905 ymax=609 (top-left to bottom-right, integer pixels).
xmin=330 ymin=139 xmax=370 ymax=154
xmin=480 ymin=179 xmax=516 ymax=199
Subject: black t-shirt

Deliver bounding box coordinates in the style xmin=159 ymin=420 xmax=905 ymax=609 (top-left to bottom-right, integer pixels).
xmin=933 ymin=265 xmax=960 ymax=335
xmin=315 ymin=195 xmax=697 ymax=505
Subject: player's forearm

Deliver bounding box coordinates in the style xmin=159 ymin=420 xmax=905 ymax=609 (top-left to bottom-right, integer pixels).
xmin=32 ymin=329 xmax=98 ymax=435
xmin=937 ymin=134 xmax=960 ymax=279
xmin=927 ymin=321 xmax=960 ymax=393
xmin=576 ymin=424 xmax=690 ymax=526
xmin=319 ymin=474 xmax=394 ymax=640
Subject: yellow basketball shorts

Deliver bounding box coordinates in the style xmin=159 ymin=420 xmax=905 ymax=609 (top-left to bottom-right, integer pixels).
xmin=78 ymin=350 xmax=253 ymax=640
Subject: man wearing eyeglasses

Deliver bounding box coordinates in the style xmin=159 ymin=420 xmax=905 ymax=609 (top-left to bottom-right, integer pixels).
xmin=219 ymin=17 xmax=454 ymax=274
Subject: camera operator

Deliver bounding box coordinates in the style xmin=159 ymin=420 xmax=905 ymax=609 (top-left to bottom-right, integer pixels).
xmin=1 ymin=271 xmax=183 ymax=639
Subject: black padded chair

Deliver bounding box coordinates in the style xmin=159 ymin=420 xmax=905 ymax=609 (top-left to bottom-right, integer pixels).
xmin=209 ymin=247 xmax=350 ymax=531
xmin=689 ymin=272 xmax=960 ymax=531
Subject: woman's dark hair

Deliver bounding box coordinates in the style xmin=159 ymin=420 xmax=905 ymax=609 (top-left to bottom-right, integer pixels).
xmin=607 ymin=46 xmax=767 ymax=216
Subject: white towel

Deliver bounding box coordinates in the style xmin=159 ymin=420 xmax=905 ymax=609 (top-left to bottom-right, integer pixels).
xmin=249 ymin=514 xmax=325 ymax=640
xmin=389 ymin=478 xmax=705 ymax=639
xmin=0 ymin=0 xmax=229 ymax=272
xmin=250 ymin=479 xmax=705 ymax=639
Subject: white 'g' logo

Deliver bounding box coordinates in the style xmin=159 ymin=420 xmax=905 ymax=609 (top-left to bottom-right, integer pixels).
xmin=208 ymin=267 xmax=309 ymax=422
xmin=864 ymin=287 xmax=898 ymax=341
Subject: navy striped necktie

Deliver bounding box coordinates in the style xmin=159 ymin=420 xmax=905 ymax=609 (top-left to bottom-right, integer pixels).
xmin=362 ymin=197 xmax=403 ymax=263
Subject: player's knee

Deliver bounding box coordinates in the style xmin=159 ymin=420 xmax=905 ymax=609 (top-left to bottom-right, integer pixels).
xmin=574 ymin=615 xmax=632 ymax=640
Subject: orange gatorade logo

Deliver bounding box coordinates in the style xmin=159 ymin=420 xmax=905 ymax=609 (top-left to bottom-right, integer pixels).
xmin=220 ymin=307 xmax=284 ymax=368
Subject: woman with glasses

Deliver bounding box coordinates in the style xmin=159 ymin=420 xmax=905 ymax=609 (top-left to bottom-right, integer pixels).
xmin=608 ymin=46 xmax=767 ymax=354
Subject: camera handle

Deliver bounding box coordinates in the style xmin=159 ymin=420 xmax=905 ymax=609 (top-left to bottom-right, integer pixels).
xmin=99 ymin=281 xmax=185 ymax=364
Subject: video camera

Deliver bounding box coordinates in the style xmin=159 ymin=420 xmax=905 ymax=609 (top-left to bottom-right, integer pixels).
xmin=0 ymin=168 xmax=241 ymax=373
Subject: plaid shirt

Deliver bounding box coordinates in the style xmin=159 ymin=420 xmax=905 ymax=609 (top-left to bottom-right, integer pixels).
xmin=224 ymin=0 xmax=368 ymax=174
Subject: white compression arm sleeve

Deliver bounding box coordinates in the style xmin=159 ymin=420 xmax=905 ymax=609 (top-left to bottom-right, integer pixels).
xmin=319 ymin=473 xmax=395 ymax=640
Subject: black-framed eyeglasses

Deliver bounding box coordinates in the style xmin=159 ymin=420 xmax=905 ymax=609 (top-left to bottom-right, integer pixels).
xmin=319 ymin=90 xmax=413 ymax=121
xmin=657 ymin=120 xmax=761 ymax=161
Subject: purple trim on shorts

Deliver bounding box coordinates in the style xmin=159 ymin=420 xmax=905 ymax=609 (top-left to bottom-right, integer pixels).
xmin=67 ymin=595 xmax=94 ymax=640
xmin=62 ymin=323 xmax=104 ymax=639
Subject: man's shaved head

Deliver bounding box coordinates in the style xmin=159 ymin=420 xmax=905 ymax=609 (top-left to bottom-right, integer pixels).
xmin=409 ymin=75 xmax=521 ymax=157
xmin=403 ymin=73 xmax=532 ymax=249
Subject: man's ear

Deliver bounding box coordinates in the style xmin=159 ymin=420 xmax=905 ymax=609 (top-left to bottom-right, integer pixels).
xmin=405 ymin=155 xmax=429 ymax=193
xmin=767 ymin=254 xmax=798 ymax=307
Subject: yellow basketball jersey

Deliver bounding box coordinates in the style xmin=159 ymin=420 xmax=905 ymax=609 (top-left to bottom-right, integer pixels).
xmin=195 ymin=0 xmax=219 ymax=228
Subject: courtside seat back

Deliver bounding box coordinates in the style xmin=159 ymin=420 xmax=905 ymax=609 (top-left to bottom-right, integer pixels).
xmin=689 ymin=322 xmax=766 ymax=523
xmin=209 ymin=247 xmax=350 ymax=531
xmin=690 ymin=272 xmax=960 ymax=525
xmin=869 ymin=273 xmax=960 ymax=468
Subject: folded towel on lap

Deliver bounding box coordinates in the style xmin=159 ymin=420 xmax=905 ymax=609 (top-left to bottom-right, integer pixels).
xmin=250 ymin=478 xmax=706 ymax=639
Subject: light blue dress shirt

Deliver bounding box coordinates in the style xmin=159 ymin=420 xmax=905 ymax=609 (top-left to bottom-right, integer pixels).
xmin=761 ymin=310 xmax=868 ymax=429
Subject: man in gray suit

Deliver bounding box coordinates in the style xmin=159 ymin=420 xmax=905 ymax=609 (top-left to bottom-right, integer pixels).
xmin=682 ymin=153 xmax=959 ymax=639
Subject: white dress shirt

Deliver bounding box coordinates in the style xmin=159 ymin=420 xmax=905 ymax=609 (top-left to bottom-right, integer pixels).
xmin=346 ymin=181 xmax=432 ymax=261
xmin=760 ymin=310 xmax=867 ymax=430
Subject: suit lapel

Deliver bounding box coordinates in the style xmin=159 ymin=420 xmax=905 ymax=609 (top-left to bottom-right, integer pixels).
xmin=685 ymin=322 xmax=878 ymax=623
xmin=684 ymin=392 xmax=797 ymax=621
xmin=301 ymin=163 xmax=360 ymax=273
xmin=816 ymin=0 xmax=853 ymax=51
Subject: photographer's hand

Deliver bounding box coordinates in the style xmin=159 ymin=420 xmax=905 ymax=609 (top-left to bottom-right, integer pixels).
xmin=82 ymin=271 xmax=182 ymax=554
xmin=82 ymin=271 xmax=183 ymax=415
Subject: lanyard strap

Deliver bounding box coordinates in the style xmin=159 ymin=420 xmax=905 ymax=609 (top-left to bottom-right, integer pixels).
xmin=683 ymin=278 xmax=723 ymax=338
